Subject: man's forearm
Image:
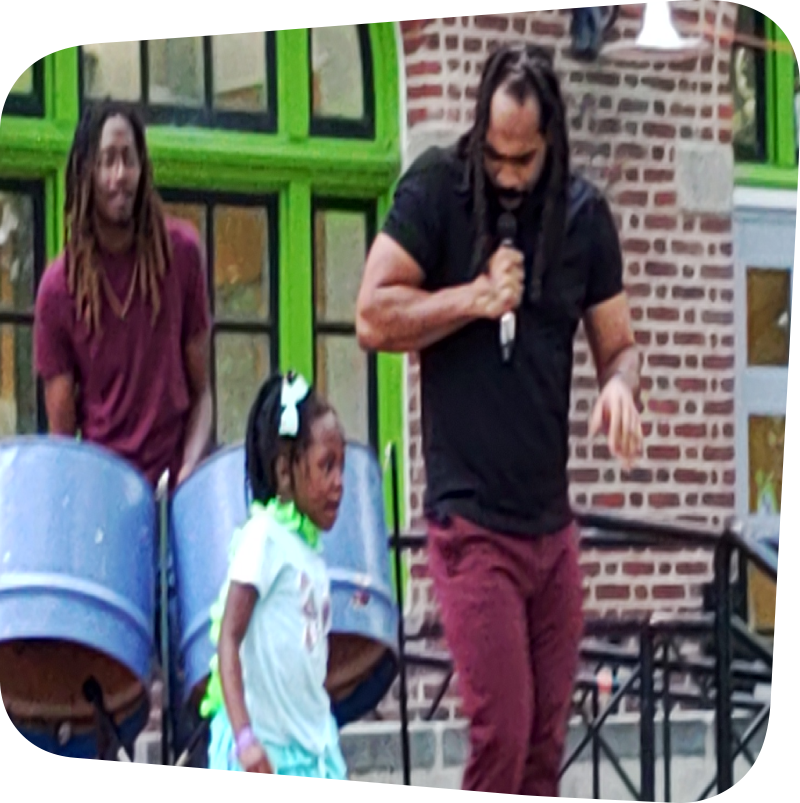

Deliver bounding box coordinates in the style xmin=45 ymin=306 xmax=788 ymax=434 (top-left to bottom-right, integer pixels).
xmin=357 ymin=280 xmax=483 ymax=354
xmin=180 ymin=386 xmax=213 ymax=479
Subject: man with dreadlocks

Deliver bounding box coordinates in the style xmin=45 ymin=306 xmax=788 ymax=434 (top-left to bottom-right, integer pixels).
xmin=33 ymin=100 xmax=212 ymax=490
xmin=33 ymin=101 xmax=212 ymax=762
xmin=356 ymin=43 xmax=643 ymax=795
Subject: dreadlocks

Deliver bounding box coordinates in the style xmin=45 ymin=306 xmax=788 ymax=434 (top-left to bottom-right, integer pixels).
xmin=245 ymin=372 xmax=333 ymax=505
xmin=457 ymin=43 xmax=570 ymax=302
xmin=63 ymin=100 xmax=171 ymax=335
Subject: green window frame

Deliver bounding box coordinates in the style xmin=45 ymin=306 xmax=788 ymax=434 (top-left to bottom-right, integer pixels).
xmin=0 ymin=25 xmax=406 ymax=520
xmin=733 ymin=11 xmax=799 ymax=189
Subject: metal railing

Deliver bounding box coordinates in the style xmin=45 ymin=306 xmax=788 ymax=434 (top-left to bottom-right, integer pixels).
xmin=386 ymin=446 xmax=777 ymax=800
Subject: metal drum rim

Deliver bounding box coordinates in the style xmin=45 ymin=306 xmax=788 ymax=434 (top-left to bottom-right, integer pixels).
xmin=0 ymin=435 xmax=154 ymax=495
xmin=170 ymin=441 xmax=247 ymax=509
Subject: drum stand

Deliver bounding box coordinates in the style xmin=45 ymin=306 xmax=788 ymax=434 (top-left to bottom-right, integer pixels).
xmin=157 ymin=471 xmax=174 ymax=767
xmin=82 ymin=677 xmax=132 ymax=762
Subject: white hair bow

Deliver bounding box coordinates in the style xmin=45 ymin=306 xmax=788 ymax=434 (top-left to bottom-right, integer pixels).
xmin=279 ymin=373 xmax=311 ymax=437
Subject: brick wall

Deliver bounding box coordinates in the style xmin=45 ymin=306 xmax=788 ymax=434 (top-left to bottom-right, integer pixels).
xmin=384 ymin=2 xmax=739 ymax=721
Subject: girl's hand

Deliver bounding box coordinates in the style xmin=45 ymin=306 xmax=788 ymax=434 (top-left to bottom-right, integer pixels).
xmin=239 ymin=742 xmax=273 ymax=774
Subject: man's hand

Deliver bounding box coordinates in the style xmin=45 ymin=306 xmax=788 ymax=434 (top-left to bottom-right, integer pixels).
xmin=589 ymin=375 xmax=643 ymax=470
xmin=473 ymin=245 xmax=524 ymax=320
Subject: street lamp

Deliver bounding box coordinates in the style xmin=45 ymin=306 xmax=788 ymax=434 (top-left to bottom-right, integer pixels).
xmin=602 ymin=0 xmax=711 ymax=63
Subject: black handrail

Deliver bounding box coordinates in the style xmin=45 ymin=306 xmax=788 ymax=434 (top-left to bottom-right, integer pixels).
xmin=384 ymin=448 xmax=775 ymax=799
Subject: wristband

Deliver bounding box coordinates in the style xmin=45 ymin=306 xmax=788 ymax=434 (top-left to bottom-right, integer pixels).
xmin=235 ymin=726 xmax=258 ymax=757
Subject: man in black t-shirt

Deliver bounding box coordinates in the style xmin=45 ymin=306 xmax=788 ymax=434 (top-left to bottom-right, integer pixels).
xmin=357 ymin=44 xmax=643 ymax=796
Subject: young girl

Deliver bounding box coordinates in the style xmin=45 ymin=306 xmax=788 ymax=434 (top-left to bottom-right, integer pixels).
xmin=201 ymin=371 xmax=348 ymax=779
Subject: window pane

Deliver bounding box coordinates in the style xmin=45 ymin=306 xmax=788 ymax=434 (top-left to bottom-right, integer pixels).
xmin=11 ymin=66 xmax=34 ymax=95
xmin=310 ymin=26 xmax=364 ymax=119
xmin=316 ymin=334 xmax=368 ymax=444
xmin=215 ymin=332 xmax=271 ymax=445
xmin=747 ymin=268 xmax=792 ymax=366
xmin=213 ymin=206 xmax=270 ymax=321
xmin=314 ymin=209 xmax=366 ymax=323
xmin=212 ymin=33 xmax=268 ymax=112
xmin=0 ymin=192 xmax=35 ymax=313
xmin=148 ymin=37 xmax=204 ymax=107
xmin=731 ymin=8 xmax=765 ymax=161
xmin=749 ymin=416 xmax=785 ymax=515
xmin=0 ymin=325 xmax=36 ymax=437
xmin=83 ymin=42 xmax=142 ymax=102
xmin=161 ymin=201 xmax=207 ymax=244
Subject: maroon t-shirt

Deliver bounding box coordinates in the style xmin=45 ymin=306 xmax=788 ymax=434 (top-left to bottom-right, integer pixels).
xmin=33 ymin=217 xmax=211 ymax=488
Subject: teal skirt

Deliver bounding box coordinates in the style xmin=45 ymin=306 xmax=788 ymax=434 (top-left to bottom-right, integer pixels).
xmin=207 ymin=709 xmax=347 ymax=780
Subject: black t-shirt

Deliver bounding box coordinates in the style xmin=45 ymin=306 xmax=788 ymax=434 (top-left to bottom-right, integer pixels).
xmin=382 ymin=145 xmax=624 ymax=537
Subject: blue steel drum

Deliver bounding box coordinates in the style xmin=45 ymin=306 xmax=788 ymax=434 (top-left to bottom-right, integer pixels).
xmin=169 ymin=441 xmax=398 ymax=727
xmin=0 ymin=437 xmax=156 ymax=758
xmin=323 ymin=442 xmax=399 ymax=725
xmin=168 ymin=444 xmax=248 ymax=710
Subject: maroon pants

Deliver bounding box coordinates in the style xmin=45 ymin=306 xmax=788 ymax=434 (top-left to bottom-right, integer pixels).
xmin=426 ymin=514 xmax=584 ymax=796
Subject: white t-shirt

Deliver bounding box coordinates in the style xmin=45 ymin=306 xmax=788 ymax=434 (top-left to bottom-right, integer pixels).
xmin=226 ymin=504 xmax=336 ymax=756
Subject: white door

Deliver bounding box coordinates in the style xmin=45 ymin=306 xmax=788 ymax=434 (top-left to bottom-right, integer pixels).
xmin=733 ymin=189 xmax=797 ymax=543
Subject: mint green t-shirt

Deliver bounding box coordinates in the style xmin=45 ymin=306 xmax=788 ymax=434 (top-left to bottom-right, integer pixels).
xmin=201 ymin=499 xmax=336 ymax=757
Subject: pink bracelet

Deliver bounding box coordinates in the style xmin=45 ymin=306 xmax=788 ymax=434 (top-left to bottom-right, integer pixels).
xmin=235 ymin=726 xmax=258 ymax=757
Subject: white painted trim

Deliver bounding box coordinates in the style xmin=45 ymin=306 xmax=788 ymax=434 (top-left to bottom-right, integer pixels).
xmin=733 ymin=186 xmax=798 ymax=212
xmin=394 ymin=20 xmax=409 ymax=173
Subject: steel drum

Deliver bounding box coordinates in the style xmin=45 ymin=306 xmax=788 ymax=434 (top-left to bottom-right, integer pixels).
xmin=0 ymin=437 xmax=156 ymax=758
xmin=169 ymin=441 xmax=399 ymax=727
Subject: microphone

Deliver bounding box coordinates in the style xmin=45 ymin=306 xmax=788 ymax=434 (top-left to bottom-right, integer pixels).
xmin=497 ymin=212 xmax=518 ymax=363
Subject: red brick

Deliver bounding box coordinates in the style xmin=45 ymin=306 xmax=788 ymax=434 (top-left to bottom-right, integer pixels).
xmin=570 ymin=468 xmax=600 ymax=483
xmin=407 ymin=84 xmax=444 ymax=100
xmin=649 ymin=493 xmax=681 ymax=509
xmin=701 ymin=310 xmax=733 ymax=326
xmin=653 ymin=585 xmax=686 ymax=600
xmin=592 ymin=493 xmax=626 ymax=508
xmin=623 ymin=561 xmax=655 ymax=576
xmin=647 ymin=307 xmax=680 ymax=322
xmin=644 ymin=169 xmax=674 ymax=183
xmin=676 ymin=562 xmax=709 ymax=576
xmin=700 ymin=265 xmax=733 ymax=280
xmin=647 ymin=445 xmax=681 ymax=460
xmin=623 ymin=238 xmax=651 ymax=254
xmin=618 ymin=191 xmax=649 ymax=207
xmin=703 ymin=447 xmax=734 ymax=461
xmin=703 ymin=401 xmax=733 ymax=415
xmin=408 ymin=108 xmax=428 ymax=126
xmin=616 ymin=143 xmax=648 ymax=160
xmin=674 ymin=469 xmax=708 ymax=484
xmin=407 ymin=60 xmax=443 ymax=77
xmin=645 ymin=215 xmax=678 ymax=231
xmin=671 ymin=241 xmax=704 ymax=256
xmin=702 ymin=493 xmax=734 ymax=507
xmin=675 ymin=424 xmax=706 ymax=439
xmin=641 ymin=77 xmax=676 ymax=92
xmin=474 ymin=15 xmax=509 ymax=31
xmin=700 ymin=217 xmax=731 ymax=234
xmin=643 ymin=122 xmax=677 ymax=138
xmin=676 ymin=378 xmax=707 ymax=392
xmin=703 ymin=355 xmax=734 ymax=370
xmin=649 ymin=354 xmax=681 ymax=368
xmin=672 ymin=286 xmax=705 ymax=301
xmin=645 ymin=261 xmax=678 ymax=277
xmin=649 ymin=399 xmax=679 ymax=415
xmin=531 ymin=20 xmax=565 ymax=37
xmin=654 ymin=191 xmax=677 ymax=206
xmin=596 ymin=585 xmax=631 ymax=601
